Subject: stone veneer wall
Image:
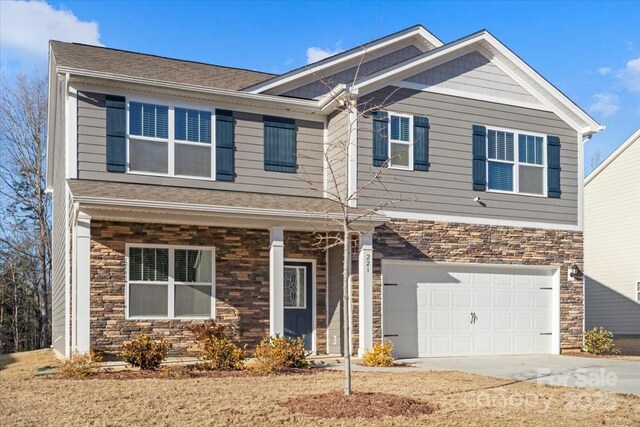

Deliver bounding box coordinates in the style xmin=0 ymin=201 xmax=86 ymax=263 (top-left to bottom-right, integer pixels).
xmin=350 ymin=219 xmax=584 ymax=352
xmin=89 ymin=221 xmax=326 ymax=356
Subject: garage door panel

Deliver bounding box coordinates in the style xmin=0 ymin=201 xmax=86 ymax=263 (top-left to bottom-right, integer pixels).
xmin=383 ymin=263 xmax=554 ymax=358
xmin=474 ymin=291 xmax=493 ymax=309
xmin=495 ymin=291 xmax=512 ymax=309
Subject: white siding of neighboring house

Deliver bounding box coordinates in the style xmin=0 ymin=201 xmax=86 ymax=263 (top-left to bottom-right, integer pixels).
xmin=585 ymin=132 xmax=640 ymax=335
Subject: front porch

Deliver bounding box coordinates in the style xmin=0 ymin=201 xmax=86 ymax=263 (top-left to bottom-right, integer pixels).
xmin=67 ymin=180 xmax=384 ymax=358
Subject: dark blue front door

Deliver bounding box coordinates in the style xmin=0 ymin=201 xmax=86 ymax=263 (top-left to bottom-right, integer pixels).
xmin=283 ymin=262 xmax=313 ymax=350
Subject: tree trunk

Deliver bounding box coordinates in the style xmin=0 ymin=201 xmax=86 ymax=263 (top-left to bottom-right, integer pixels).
xmin=342 ymin=227 xmax=352 ymax=395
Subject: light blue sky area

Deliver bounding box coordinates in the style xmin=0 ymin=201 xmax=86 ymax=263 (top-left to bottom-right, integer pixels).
xmin=2 ymin=0 xmax=639 ymax=174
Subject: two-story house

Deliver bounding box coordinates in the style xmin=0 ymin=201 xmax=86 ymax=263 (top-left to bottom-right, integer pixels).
xmin=48 ymin=25 xmax=602 ymax=359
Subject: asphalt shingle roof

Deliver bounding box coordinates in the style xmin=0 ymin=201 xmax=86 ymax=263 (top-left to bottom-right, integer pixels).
xmin=50 ymin=41 xmax=276 ymax=91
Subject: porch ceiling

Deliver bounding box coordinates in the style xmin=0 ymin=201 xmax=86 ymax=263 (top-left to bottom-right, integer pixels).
xmin=67 ymin=179 xmax=388 ymax=231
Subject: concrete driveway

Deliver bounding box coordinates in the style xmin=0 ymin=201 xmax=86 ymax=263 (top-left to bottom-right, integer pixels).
xmin=401 ymin=355 xmax=640 ymax=395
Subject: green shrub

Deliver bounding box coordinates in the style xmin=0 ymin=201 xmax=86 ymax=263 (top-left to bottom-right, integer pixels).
xmin=248 ymin=335 xmax=309 ymax=373
xmin=362 ymin=341 xmax=395 ymax=367
xmin=189 ymin=322 xmax=246 ymax=370
xmin=121 ymin=334 xmax=171 ymax=370
xmin=58 ymin=351 xmax=103 ymax=379
xmin=583 ymin=327 xmax=620 ymax=355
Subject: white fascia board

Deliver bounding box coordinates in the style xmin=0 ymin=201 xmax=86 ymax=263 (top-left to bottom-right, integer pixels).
xmin=482 ymin=32 xmax=603 ymax=135
xmin=245 ymin=26 xmax=443 ymax=95
xmin=585 ymin=128 xmax=640 ymax=185
xmin=58 ymin=66 xmax=323 ymax=113
xmin=45 ymin=49 xmax=57 ymax=191
xmin=353 ymin=31 xmax=602 ymax=136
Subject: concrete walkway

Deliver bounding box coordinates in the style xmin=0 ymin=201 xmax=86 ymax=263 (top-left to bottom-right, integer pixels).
xmin=324 ymin=355 xmax=640 ymax=395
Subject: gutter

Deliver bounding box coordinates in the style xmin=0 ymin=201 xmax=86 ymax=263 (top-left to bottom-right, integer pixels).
xmin=58 ymin=66 xmax=329 ymax=113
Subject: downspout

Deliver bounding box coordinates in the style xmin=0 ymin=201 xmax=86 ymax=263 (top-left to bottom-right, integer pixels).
xmin=71 ymin=201 xmax=80 ymax=353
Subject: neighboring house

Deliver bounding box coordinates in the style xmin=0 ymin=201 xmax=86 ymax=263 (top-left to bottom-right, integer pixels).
xmin=47 ymin=25 xmax=603 ymax=360
xmin=585 ymin=129 xmax=640 ymax=336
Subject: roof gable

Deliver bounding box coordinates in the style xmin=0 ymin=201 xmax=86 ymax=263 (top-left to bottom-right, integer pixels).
xmin=351 ymin=30 xmax=603 ymax=135
xmin=400 ymin=50 xmax=545 ymax=110
xmin=244 ymin=25 xmax=443 ymax=95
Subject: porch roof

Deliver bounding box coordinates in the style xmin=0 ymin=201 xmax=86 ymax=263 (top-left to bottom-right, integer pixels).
xmin=67 ymin=179 xmax=388 ymax=231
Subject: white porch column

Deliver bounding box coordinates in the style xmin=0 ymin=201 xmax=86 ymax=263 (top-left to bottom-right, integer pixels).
xmin=269 ymin=227 xmax=285 ymax=337
xmin=358 ymin=232 xmax=374 ymax=357
xmin=75 ymin=211 xmax=91 ymax=354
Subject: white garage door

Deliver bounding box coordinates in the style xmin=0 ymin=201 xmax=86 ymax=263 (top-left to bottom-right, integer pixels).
xmin=383 ymin=262 xmax=555 ymax=358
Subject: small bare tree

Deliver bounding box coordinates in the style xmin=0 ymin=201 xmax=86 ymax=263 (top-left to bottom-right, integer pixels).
xmin=298 ymin=51 xmax=412 ymax=395
xmin=0 ymin=73 xmax=51 ymax=349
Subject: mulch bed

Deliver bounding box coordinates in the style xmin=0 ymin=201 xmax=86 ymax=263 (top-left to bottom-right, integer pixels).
xmin=280 ymin=390 xmax=438 ymax=419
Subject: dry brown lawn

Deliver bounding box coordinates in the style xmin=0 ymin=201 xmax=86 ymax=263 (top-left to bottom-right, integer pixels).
xmin=1 ymin=350 xmax=639 ymax=426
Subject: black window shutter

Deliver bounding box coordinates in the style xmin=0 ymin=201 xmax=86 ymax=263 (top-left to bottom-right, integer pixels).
xmin=547 ymin=135 xmax=561 ymax=198
xmin=372 ymin=111 xmax=388 ymax=166
xmin=472 ymin=125 xmax=487 ymax=191
xmin=413 ymin=115 xmax=430 ymax=171
xmin=264 ymin=116 xmax=296 ymax=173
xmin=216 ymin=110 xmax=235 ymax=181
xmin=105 ymin=95 xmax=126 ymax=172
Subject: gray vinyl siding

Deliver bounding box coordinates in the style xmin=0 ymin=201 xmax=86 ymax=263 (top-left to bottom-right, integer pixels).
xmin=283 ymin=45 xmax=423 ymax=99
xmin=51 ymin=76 xmax=67 ymax=357
xmin=404 ymin=51 xmax=540 ymax=106
xmin=325 ymin=108 xmax=349 ymax=200
xmin=585 ymin=136 xmax=640 ymax=334
xmin=357 ymin=87 xmax=579 ymax=225
xmin=76 ymin=92 xmax=324 ymax=197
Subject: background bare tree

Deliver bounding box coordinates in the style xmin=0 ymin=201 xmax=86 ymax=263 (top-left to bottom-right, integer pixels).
xmin=0 ymin=72 xmax=51 ymax=352
xmin=589 ymin=149 xmax=603 ymax=172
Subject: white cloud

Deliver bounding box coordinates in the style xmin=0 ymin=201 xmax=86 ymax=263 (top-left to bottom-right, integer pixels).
xmin=589 ymin=92 xmax=620 ymax=118
xmin=306 ymin=44 xmax=344 ymax=64
xmin=597 ymin=67 xmax=611 ymax=76
xmin=0 ymin=0 xmax=102 ymax=61
xmin=617 ymin=57 xmax=640 ymax=93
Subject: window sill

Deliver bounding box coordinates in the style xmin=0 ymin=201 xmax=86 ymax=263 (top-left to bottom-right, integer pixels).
xmin=387 ymin=165 xmax=413 ymax=171
xmin=486 ymin=189 xmax=548 ymax=198
xmin=126 ymin=170 xmax=216 ymax=182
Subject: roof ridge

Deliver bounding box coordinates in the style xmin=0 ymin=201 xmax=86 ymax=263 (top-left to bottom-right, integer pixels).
xmin=49 ymin=40 xmax=277 ymax=77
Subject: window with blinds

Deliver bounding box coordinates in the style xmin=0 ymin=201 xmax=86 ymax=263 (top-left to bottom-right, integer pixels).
xmin=486 ymin=128 xmax=546 ymax=196
xmin=388 ymin=113 xmax=412 ymax=169
xmin=128 ymin=102 xmax=214 ymax=179
xmin=127 ymin=246 xmax=214 ymax=319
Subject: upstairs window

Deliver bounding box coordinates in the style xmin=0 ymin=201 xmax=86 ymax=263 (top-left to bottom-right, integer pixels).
xmin=127 ymin=101 xmax=214 ymax=179
xmin=388 ymin=113 xmax=413 ymax=169
xmin=486 ymin=128 xmax=546 ymax=196
xmin=129 ymin=102 xmax=170 ymax=174
xmin=174 ymin=108 xmax=212 ymax=178
xmin=636 ymin=281 xmax=640 ymax=302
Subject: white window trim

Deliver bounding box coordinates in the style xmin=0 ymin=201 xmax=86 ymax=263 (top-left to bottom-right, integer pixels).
xmin=125 ymin=243 xmax=216 ymax=320
xmin=284 ymin=265 xmax=307 ymax=309
xmin=387 ymin=111 xmax=414 ymax=171
xmin=636 ymin=280 xmax=640 ymax=303
xmin=485 ymin=126 xmax=548 ymax=198
xmin=126 ymin=101 xmax=217 ymax=181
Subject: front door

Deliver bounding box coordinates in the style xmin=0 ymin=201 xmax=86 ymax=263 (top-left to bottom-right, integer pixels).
xmin=283 ymin=262 xmax=313 ymax=350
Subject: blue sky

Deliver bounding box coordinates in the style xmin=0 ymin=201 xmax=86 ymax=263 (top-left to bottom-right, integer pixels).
xmin=1 ymin=0 xmax=639 ymax=174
